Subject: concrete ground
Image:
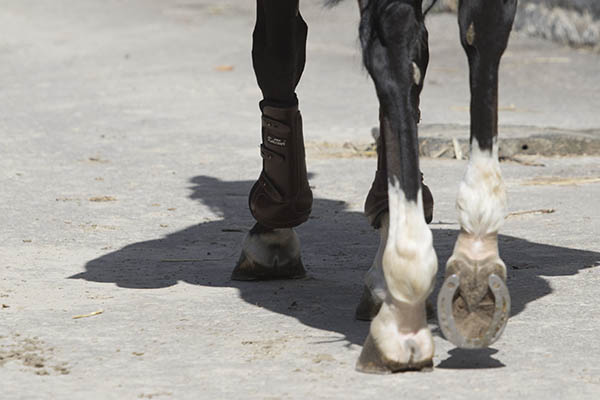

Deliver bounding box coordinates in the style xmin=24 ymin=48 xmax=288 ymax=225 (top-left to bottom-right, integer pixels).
xmin=1 ymin=1 xmax=599 ymax=399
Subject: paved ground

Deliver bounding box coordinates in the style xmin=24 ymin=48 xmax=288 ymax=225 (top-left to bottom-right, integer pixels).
xmin=1 ymin=1 xmax=599 ymax=399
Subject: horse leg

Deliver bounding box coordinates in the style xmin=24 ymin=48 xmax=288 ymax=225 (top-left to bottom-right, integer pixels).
xmin=437 ymin=0 xmax=517 ymax=348
xmin=356 ymin=112 xmax=434 ymax=320
xmin=355 ymin=0 xmax=438 ymax=373
xmin=233 ymin=0 xmax=312 ymax=281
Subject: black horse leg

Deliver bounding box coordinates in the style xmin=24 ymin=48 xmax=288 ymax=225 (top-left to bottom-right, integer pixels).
xmin=233 ymin=0 xmax=312 ymax=281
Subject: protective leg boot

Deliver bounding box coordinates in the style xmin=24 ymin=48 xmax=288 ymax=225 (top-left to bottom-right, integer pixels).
xmin=364 ymin=122 xmax=434 ymax=229
xmin=249 ymin=105 xmax=313 ymax=229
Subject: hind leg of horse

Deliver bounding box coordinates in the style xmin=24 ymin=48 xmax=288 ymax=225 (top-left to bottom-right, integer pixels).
xmin=437 ymin=0 xmax=517 ymax=348
xmin=233 ymin=0 xmax=312 ymax=281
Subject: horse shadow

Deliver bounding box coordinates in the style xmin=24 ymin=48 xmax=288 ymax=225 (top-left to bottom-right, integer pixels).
xmin=70 ymin=175 xmax=600 ymax=349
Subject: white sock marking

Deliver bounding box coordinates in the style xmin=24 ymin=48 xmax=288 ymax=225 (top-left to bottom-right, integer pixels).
xmin=383 ymin=180 xmax=438 ymax=304
xmin=456 ymin=138 xmax=507 ymax=237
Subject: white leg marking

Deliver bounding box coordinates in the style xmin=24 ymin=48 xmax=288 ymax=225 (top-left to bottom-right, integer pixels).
xmin=456 ymin=138 xmax=507 ymax=238
xmin=439 ymin=139 xmax=511 ymax=348
xmin=365 ymin=181 xmax=437 ymax=365
xmin=370 ymin=300 xmax=434 ymax=365
xmin=383 ymin=180 xmax=438 ymax=304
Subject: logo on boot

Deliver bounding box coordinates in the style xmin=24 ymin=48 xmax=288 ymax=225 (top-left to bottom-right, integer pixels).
xmin=267 ymin=136 xmax=287 ymax=147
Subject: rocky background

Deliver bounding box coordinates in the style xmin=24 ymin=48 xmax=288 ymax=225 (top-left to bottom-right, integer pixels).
xmin=431 ymin=0 xmax=600 ymax=50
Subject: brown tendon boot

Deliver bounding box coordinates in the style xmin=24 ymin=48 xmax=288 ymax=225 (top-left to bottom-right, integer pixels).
xmin=249 ymin=105 xmax=313 ymax=229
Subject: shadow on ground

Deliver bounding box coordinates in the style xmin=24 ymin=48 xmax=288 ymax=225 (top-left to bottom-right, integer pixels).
xmin=71 ymin=175 xmax=600 ymax=348
xmin=437 ymin=348 xmax=505 ymax=369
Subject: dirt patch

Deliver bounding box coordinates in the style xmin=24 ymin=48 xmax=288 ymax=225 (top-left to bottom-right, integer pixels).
xmin=313 ymin=353 xmax=336 ymax=364
xmin=307 ymin=125 xmax=600 ymax=160
xmin=138 ymin=392 xmax=173 ymax=399
xmin=0 ymin=335 xmax=70 ymax=376
xmin=522 ymin=176 xmax=600 ymax=186
xmin=89 ymin=196 xmax=117 ymax=202
xmin=306 ymin=141 xmax=376 ymax=159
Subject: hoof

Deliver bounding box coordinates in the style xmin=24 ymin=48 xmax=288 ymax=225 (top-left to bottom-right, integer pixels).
xmin=437 ymin=269 xmax=510 ymax=349
xmin=355 ymin=286 xmax=383 ymax=321
xmin=231 ymin=251 xmax=306 ymax=281
xmin=425 ymin=300 xmax=435 ymax=321
xmin=356 ymin=334 xmax=433 ymax=374
xmin=231 ymin=224 xmax=306 ymax=281
xmin=357 ymin=301 xmax=434 ymax=374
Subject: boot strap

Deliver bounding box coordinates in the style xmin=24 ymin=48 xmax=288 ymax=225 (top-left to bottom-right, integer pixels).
xmin=262 ymin=116 xmax=291 ymax=135
xmin=257 ymin=171 xmax=284 ymax=202
xmin=260 ymin=144 xmax=284 ymax=162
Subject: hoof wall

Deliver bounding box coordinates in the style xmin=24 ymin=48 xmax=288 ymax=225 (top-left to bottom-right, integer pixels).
xmin=356 ymin=334 xmax=433 ymax=374
xmin=437 ymin=273 xmax=510 ymax=349
xmin=231 ymin=251 xmax=306 ymax=281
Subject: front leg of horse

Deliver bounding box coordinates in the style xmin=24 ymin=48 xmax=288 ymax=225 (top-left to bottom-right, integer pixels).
xmin=233 ymin=105 xmax=312 ymax=281
xmin=234 ymin=2 xmax=312 ymax=281
xmin=355 ymin=114 xmax=435 ymax=322
xmin=356 ymin=210 xmax=437 ymax=373
xmin=356 ymin=0 xmax=437 ymax=372
xmin=437 ymin=0 xmax=516 ymax=348
xmin=437 ymin=143 xmax=511 ymax=348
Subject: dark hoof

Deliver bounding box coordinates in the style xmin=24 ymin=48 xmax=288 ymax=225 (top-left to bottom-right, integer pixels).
xmin=232 ymin=224 xmax=305 ymax=281
xmin=424 ymin=207 xmax=433 ymax=224
xmin=231 ymin=251 xmax=306 ymax=281
xmin=356 ymin=334 xmax=433 ymax=374
xmin=423 ymin=180 xmax=434 ymax=224
xmin=437 ymin=273 xmax=510 ymax=349
xmin=425 ymin=300 xmax=435 ymax=321
xmin=355 ymin=286 xmax=382 ymax=321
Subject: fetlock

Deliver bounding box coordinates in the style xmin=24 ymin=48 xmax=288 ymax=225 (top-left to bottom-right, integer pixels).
xmin=249 ymin=104 xmax=313 ymax=229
